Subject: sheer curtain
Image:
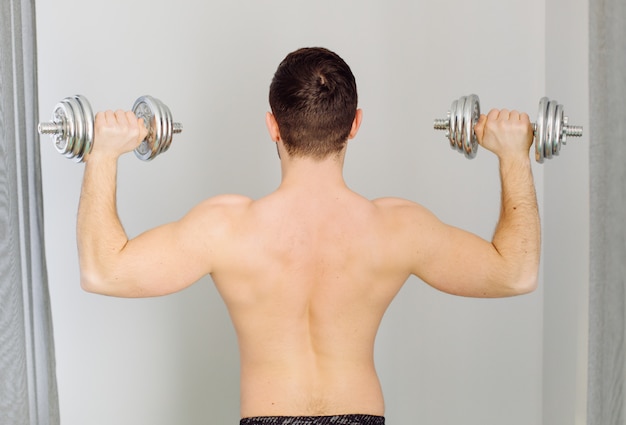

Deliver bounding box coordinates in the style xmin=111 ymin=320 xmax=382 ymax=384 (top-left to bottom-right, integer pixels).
xmin=588 ymin=0 xmax=626 ymax=424
xmin=0 ymin=0 xmax=59 ymax=424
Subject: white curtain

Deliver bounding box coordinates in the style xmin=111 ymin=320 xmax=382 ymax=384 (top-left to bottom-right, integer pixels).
xmin=0 ymin=0 xmax=59 ymax=424
xmin=588 ymin=0 xmax=626 ymax=424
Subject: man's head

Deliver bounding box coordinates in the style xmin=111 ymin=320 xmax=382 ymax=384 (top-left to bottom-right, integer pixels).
xmin=268 ymin=47 xmax=360 ymax=160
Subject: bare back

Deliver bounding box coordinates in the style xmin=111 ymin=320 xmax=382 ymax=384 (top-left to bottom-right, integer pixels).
xmin=209 ymin=187 xmax=410 ymax=417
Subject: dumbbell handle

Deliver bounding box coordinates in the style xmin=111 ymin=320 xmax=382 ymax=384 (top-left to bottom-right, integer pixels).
xmin=38 ymin=122 xmax=64 ymax=134
xmin=532 ymin=121 xmax=583 ymax=137
xmin=38 ymin=117 xmax=183 ymax=135
xmin=433 ymin=117 xmax=583 ymax=137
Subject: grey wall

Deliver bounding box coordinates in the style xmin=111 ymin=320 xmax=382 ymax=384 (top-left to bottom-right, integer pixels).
xmin=35 ymin=1 xmax=585 ymax=425
xmin=544 ymin=0 xmax=590 ymax=424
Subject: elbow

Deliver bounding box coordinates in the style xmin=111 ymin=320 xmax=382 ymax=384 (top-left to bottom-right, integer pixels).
xmin=79 ymin=265 xmax=141 ymax=297
xmin=487 ymin=263 xmax=539 ymax=297
xmin=512 ymin=275 xmax=538 ymax=295
xmin=494 ymin=254 xmax=539 ymax=297
xmin=80 ymin=268 xmax=106 ymax=294
xmin=78 ymin=251 xmax=126 ymax=295
xmin=79 ymin=262 xmax=118 ymax=295
xmin=78 ymin=252 xmax=106 ymax=294
xmin=504 ymin=270 xmax=539 ymax=296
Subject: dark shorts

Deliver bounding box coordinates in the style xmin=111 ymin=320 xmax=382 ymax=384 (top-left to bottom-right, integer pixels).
xmin=240 ymin=415 xmax=385 ymax=425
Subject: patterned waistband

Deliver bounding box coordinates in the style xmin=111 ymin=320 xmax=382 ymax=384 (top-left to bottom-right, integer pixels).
xmin=240 ymin=414 xmax=385 ymax=425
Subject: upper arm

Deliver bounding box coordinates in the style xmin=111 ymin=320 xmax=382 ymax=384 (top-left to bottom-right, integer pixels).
xmin=381 ymin=199 xmax=521 ymax=298
xmin=85 ymin=195 xmax=248 ymax=298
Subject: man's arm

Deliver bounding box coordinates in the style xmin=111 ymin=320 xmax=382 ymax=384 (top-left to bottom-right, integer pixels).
xmin=77 ymin=110 xmax=215 ymax=297
xmin=478 ymin=108 xmax=540 ymax=294
xmin=397 ymin=109 xmax=539 ymax=297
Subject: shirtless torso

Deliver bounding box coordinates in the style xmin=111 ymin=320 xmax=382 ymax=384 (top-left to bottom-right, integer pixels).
xmin=76 ymin=49 xmax=539 ymax=421
xmin=216 ymin=189 xmax=397 ymax=416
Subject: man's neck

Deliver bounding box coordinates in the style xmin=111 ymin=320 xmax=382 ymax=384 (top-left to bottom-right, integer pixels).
xmin=278 ymin=154 xmax=348 ymax=194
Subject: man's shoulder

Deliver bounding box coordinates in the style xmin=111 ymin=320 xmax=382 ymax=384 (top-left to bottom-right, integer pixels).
xmin=372 ymin=196 xmax=424 ymax=211
xmin=185 ymin=194 xmax=253 ymax=224
xmin=202 ymin=194 xmax=254 ymax=208
xmin=372 ymin=196 xmax=440 ymax=225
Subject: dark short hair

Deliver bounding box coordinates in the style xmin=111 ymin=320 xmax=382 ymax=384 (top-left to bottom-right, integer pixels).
xmin=269 ymin=47 xmax=358 ymax=159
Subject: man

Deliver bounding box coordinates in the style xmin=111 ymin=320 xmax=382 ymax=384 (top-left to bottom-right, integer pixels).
xmin=77 ymin=47 xmax=540 ymax=425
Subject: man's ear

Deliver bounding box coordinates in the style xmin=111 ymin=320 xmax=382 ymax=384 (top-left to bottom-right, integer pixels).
xmin=348 ymin=109 xmax=363 ymax=140
xmin=266 ymin=112 xmax=281 ymax=143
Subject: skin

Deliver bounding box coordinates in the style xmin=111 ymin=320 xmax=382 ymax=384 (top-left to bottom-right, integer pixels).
xmin=77 ymin=106 xmax=539 ymax=418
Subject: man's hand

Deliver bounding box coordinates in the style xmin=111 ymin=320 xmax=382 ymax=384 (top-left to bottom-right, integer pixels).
xmin=88 ymin=110 xmax=149 ymax=161
xmin=474 ymin=109 xmax=534 ymax=161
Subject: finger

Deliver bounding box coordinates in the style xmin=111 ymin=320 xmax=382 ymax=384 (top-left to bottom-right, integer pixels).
xmin=94 ymin=111 xmax=106 ymax=126
xmin=130 ymin=112 xmax=149 ymax=141
xmin=475 ymin=113 xmax=488 ymax=128
xmin=124 ymin=111 xmax=141 ymax=131
xmin=115 ymin=109 xmax=129 ymax=125
xmin=498 ymin=109 xmax=510 ymax=120
xmin=94 ymin=112 xmax=106 ymax=135
xmin=520 ymin=112 xmax=531 ymax=124
xmin=509 ymin=110 xmax=520 ymax=121
xmin=474 ymin=114 xmax=488 ymax=140
xmin=486 ymin=109 xmax=500 ymax=122
xmin=104 ymin=110 xmax=115 ymax=124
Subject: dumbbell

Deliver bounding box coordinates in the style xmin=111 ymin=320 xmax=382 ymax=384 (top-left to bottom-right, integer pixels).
xmin=38 ymin=95 xmax=182 ymax=162
xmin=433 ymin=94 xmax=583 ymax=163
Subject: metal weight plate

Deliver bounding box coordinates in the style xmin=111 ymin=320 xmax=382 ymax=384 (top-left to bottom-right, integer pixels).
xmin=454 ymin=97 xmax=465 ymax=153
xmin=135 ymin=95 xmax=181 ymax=160
xmin=461 ymin=94 xmax=479 ymax=158
xmin=52 ymin=99 xmax=76 ymax=157
xmin=543 ymin=99 xmax=557 ymax=161
xmin=42 ymin=95 xmax=93 ymax=162
xmin=552 ymin=104 xmax=564 ymax=157
xmin=49 ymin=104 xmax=68 ymax=155
xmin=152 ymin=97 xmax=167 ymax=157
xmin=133 ymin=96 xmax=160 ymax=161
xmin=458 ymin=96 xmax=471 ymax=156
xmin=149 ymin=96 xmax=163 ymax=158
xmin=535 ymin=97 xmax=548 ymax=163
xmin=449 ymin=99 xmax=458 ymax=151
xmin=65 ymin=96 xmax=86 ymax=160
xmin=160 ymin=101 xmax=173 ymax=155
xmin=52 ymin=99 xmax=74 ymax=155
xmin=74 ymin=95 xmax=94 ymax=162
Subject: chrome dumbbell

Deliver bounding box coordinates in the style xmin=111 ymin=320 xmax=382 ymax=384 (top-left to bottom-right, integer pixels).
xmin=38 ymin=95 xmax=182 ymax=162
xmin=433 ymin=94 xmax=583 ymax=163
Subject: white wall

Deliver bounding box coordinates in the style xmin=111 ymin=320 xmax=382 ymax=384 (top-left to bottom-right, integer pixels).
xmin=36 ymin=1 xmax=551 ymax=425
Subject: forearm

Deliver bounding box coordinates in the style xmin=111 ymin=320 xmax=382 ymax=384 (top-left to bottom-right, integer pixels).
xmin=77 ymin=155 xmax=129 ymax=291
xmin=491 ymin=155 xmax=540 ymax=292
